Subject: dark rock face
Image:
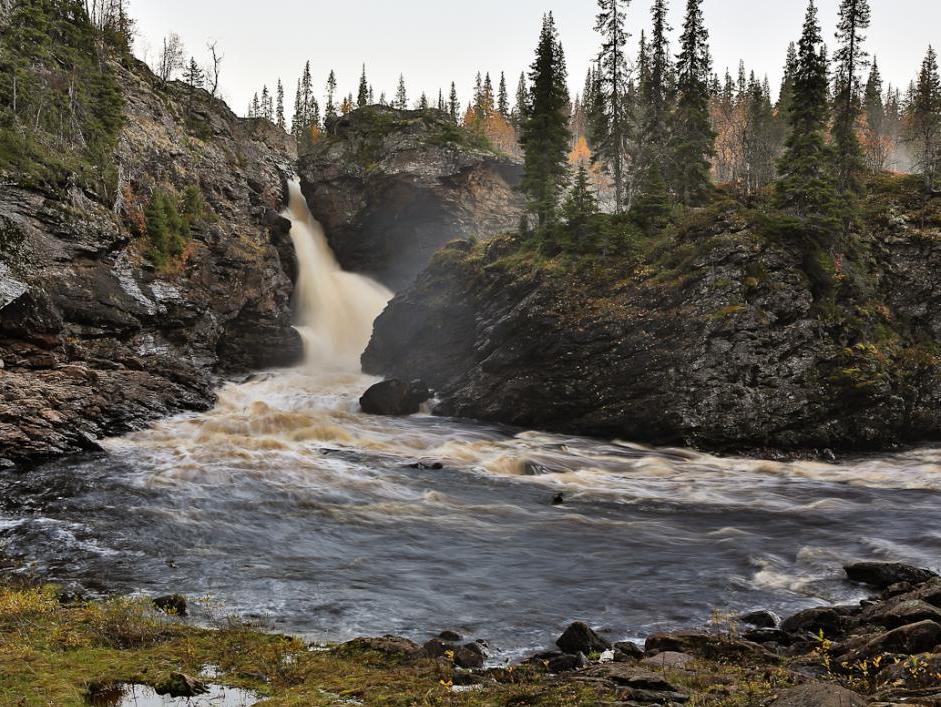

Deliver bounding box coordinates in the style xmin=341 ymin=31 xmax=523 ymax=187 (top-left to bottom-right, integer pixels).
xmin=360 ymin=379 xmax=431 ymax=416
xmin=555 ymin=621 xmax=611 ymax=655
xmin=845 ymin=562 xmax=939 ymax=589
xmin=297 ymin=107 xmax=525 ymax=290
xmin=0 ymin=61 xmax=302 ymax=467
xmin=363 ymin=198 xmax=941 ymax=452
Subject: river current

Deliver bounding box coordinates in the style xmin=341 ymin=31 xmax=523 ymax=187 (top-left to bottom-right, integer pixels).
xmin=1 ymin=184 xmax=940 ymax=660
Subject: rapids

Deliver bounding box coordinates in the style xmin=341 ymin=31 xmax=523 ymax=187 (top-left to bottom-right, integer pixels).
xmin=1 ymin=184 xmax=940 ymax=659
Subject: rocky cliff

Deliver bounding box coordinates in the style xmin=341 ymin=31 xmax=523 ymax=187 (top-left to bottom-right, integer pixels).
xmin=297 ymin=107 xmax=525 ymax=290
xmin=0 ymin=58 xmax=301 ymax=467
xmin=363 ymin=178 xmax=941 ymax=455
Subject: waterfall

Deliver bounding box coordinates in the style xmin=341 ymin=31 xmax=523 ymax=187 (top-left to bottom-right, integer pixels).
xmin=283 ymin=180 xmax=392 ymax=371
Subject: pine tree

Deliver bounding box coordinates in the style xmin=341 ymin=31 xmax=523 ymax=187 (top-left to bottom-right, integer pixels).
xmin=775 ymin=0 xmax=839 ymax=236
xmin=832 ymin=0 xmax=871 ymax=195
xmin=513 ymin=72 xmax=528 ymax=129
xmin=357 ymin=65 xmax=368 ymax=107
xmin=325 ymin=70 xmax=338 ymax=121
xmin=778 ymin=42 xmax=799 ymax=120
xmin=562 ymin=164 xmax=598 ymax=246
xmin=862 ymin=58 xmax=888 ymax=169
xmin=251 ymin=92 xmax=260 ymax=119
xmin=906 ymin=46 xmax=941 ymax=191
xmin=498 ymin=71 xmax=510 ymax=117
xmin=396 ymin=74 xmax=407 ymax=110
xmin=671 ymin=0 xmax=715 ymax=205
xmin=482 ymin=73 xmax=495 ymax=115
xmin=276 ymin=79 xmax=286 ymax=130
xmin=519 ymin=13 xmax=571 ymax=228
xmin=260 ymin=85 xmax=271 ymax=121
xmin=592 ymin=0 xmax=631 ymax=211
xmin=632 ymin=0 xmax=674 ymax=210
xmin=448 ymin=82 xmax=460 ymax=123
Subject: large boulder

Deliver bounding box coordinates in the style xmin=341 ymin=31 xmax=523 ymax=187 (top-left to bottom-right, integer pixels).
xmin=555 ymin=622 xmax=611 ymax=655
xmin=360 ymin=379 xmax=431 ymax=416
xmin=298 ymin=107 xmax=524 ymax=290
xmin=845 ymin=562 xmax=939 ymax=589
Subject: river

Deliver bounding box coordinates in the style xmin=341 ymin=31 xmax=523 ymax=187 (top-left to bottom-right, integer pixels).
xmin=1 ymin=183 xmax=940 ymax=660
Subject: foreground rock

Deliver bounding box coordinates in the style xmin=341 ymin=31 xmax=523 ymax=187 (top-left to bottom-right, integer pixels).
xmin=298 ymin=107 xmax=525 ymax=290
xmin=845 ymin=561 xmax=939 ymax=589
xmin=364 ymin=180 xmax=941 ymax=453
xmin=0 ymin=59 xmax=301 ymax=467
xmin=360 ymin=379 xmax=431 ymax=416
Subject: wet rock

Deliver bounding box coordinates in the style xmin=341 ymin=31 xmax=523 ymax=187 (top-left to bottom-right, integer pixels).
xmin=454 ymin=642 xmax=486 ymax=669
xmin=613 ymin=641 xmax=644 ymax=660
xmin=861 ymin=620 xmax=941 ymax=656
xmin=780 ymin=607 xmax=847 ymax=637
xmin=556 ymin=622 xmax=612 ymax=655
xmin=551 ymin=493 xmax=565 ymax=506
xmin=769 ymin=683 xmax=866 ymax=707
xmin=845 ymin=562 xmax=939 ymax=590
xmin=56 ymin=582 xmax=89 ymax=606
xmin=153 ymin=594 xmax=187 ymax=617
xmin=645 ymin=631 xmax=778 ymax=664
xmin=360 ymin=379 xmax=431 ymax=416
xmin=438 ymin=630 xmax=462 ymax=642
xmin=154 ymin=673 xmax=208 ymax=698
xmin=343 ymin=635 xmax=421 ymax=657
xmin=862 ymin=599 xmax=941 ymax=629
xmin=738 ymin=610 xmax=780 ymax=629
xmin=547 ymin=653 xmax=587 ymax=673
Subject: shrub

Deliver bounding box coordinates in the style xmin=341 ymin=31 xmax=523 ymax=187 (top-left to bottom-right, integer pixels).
xmin=145 ymin=185 xmax=210 ymax=268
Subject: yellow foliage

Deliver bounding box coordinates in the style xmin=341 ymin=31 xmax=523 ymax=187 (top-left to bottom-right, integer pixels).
xmin=569 ymin=136 xmax=592 ymax=168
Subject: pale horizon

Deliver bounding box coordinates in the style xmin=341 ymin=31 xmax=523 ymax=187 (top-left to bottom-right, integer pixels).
xmin=129 ymin=0 xmax=940 ymax=118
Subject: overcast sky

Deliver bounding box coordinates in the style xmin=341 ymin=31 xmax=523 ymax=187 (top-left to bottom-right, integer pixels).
xmin=130 ymin=0 xmax=939 ymax=117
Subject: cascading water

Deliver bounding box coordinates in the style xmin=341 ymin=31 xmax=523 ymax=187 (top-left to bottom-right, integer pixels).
xmin=2 ymin=184 xmax=940 ymax=659
xmin=284 ymin=180 xmax=392 ymax=370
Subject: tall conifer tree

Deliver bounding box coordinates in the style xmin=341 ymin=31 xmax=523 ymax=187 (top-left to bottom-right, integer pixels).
xmin=592 ymin=0 xmax=630 ymax=211
xmin=832 ymin=0 xmax=871 ymax=195
xmin=519 ymin=13 xmax=571 ymax=227
xmin=357 ymin=65 xmax=369 ymax=107
xmin=775 ymin=0 xmax=839 ymax=236
xmin=671 ymin=0 xmax=715 ymax=205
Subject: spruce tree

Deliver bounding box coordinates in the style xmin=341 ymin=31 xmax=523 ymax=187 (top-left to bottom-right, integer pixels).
xmin=396 ymin=74 xmax=407 ymax=110
xmin=562 ymin=164 xmax=598 ymax=247
xmin=358 ymin=65 xmax=369 ymax=107
xmin=437 ymin=89 xmax=445 ymax=112
xmin=862 ymin=58 xmax=887 ymax=169
xmin=519 ymin=13 xmax=571 ymax=228
xmin=632 ymin=162 xmax=672 ymax=233
xmin=498 ymin=71 xmax=510 ymax=117
xmin=671 ymin=0 xmax=715 ymax=205
xmin=513 ymin=72 xmax=528 ymax=128
xmin=419 ymin=92 xmax=429 ymax=111
xmin=832 ymin=0 xmax=871 ymax=195
xmin=906 ymin=46 xmax=941 ymax=191
xmin=593 ymin=0 xmax=631 ymax=212
xmin=482 ymin=73 xmax=495 ymax=115
xmin=292 ymin=80 xmax=303 ymax=138
xmin=325 ymin=70 xmax=338 ymax=121
xmin=448 ymin=82 xmax=460 ymax=123
xmin=261 ymin=85 xmax=271 ymax=121
xmin=276 ymin=79 xmax=286 ymax=130
xmin=778 ymin=42 xmax=799 ymax=119
xmin=775 ymin=0 xmax=839 ymax=236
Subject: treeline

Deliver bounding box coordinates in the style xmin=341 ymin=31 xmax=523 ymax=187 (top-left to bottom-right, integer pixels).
xmin=0 ymin=0 xmax=133 ymax=197
xmin=513 ymin=0 xmax=941 ymax=251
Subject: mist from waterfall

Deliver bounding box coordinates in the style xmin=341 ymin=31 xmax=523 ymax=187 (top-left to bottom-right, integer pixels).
xmin=283 ymin=180 xmax=392 ymax=370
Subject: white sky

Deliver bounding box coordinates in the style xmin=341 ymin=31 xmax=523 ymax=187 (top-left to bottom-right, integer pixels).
xmin=130 ymin=0 xmax=940 ymax=116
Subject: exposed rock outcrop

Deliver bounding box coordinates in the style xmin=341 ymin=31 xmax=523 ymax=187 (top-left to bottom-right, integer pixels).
xmin=297 ymin=107 xmax=525 ymax=290
xmin=0 ymin=59 xmax=302 ymax=467
xmin=363 ymin=182 xmax=941 ymax=454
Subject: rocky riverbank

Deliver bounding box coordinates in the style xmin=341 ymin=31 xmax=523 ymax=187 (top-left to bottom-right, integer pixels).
xmin=0 ymin=58 xmax=301 ymax=468
xmin=4 ymin=560 xmax=940 ymax=705
xmin=364 ymin=176 xmax=941 ymax=456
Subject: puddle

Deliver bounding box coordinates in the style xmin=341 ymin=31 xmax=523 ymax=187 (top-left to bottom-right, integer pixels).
xmin=86 ymin=683 xmax=260 ymax=706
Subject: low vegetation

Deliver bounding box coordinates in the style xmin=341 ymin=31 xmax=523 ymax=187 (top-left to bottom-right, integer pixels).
xmin=143 ymin=185 xmax=211 ymax=268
